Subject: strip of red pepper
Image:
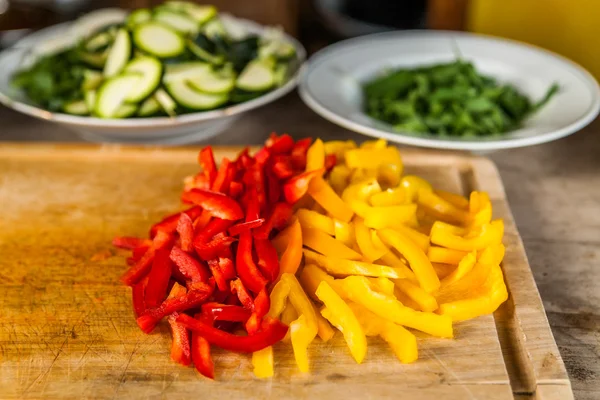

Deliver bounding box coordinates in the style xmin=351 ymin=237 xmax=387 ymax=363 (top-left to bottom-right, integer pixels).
xmin=182 ymin=189 xmax=244 ymax=221
xmin=199 ymin=147 xmax=217 ymax=186
xmin=177 ymin=313 xmax=288 ymax=353
xmin=131 ymin=277 xmax=148 ymax=317
xmin=245 ymin=288 xmax=270 ymax=334
xmin=192 ymin=313 xmax=215 ymax=379
xmin=176 ymin=213 xmax=194 ymax=253
xmin=228 ymin=219 xmax=265 ymax=236
xmin=266 ymin=133 xmax=295 ymax=154
xmin=230 ymin=278 xmax=254 ymax=309
xmin=121 ymin=230 xmax=173 ymax=286
xmin=266 ymin=169 xmax=282 ymax=205
xmin=194 ymin=233 xmax=236 ymax=261
xmin=112 ymin=237 xmax=152 ymax=250
xmin=254 ymin=238 xmax=280 ymax=282
xmin=235 ymin=232 xmax=268 ymax=294
xmin=253 ymin=202 xmax=293 ymax=240
xmin=271 ymin=155 xmax=294 ymax=180
xmin=229 ymin=181 xmax=244 ymax=198
xmin=170 ymin=247 xmax=211 ymax=284
xmin=144 ymin=248 xmax=173 ymax=308
xmin=168 ymin=314 xmax=192 ymax=366
xmin=149 ymin=206 xmax=202 ymax=238
xmin=208 ymin=259 xmax=228 ymax=291
xmin=290 ymin=138 xmax=312 ymax=170
xmin=201 ymin=303 xmax=251 ymax=322
xmin=283 ymin=168 xmax=325 ymax=204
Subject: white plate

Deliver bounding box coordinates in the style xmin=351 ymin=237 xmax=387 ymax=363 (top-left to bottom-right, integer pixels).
xmin=0 ymin=11 xmax=305 ymax=144
xmin=299 ymin=30 xmax=600 ymax=151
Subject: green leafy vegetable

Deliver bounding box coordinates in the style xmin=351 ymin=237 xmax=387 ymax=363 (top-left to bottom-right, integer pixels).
xmin=363 ymin=60 xmax=559 ymax=136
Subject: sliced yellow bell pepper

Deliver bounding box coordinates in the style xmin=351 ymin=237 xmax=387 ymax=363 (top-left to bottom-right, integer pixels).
xmin=340 ymin=276 xmax=452 ymax=338
xmin=329 ymin=165 xmax=352 ymax=194
xmin=304 ymin=249 xmax=402 ymax=279
xmin=394 ymin=287 xmax=422 ymax=311
xmin=266 ymin=279 xmax=290 ymax=318
xmin=299 ymin=263 xmax=346 ymax=301
xmin=324 ymin=140 xmax=357 ymax=160
xmin=392 ymin=224 xmax=430 ymax=252
xmin=401 ymin=175 xmax=433 ymax=202
xmin=333 ymin=219 xmax=356 ymax=248
xmin=274 ymin=219 xmax=303 ymax=279
xmin=302 ymin=226 xmax=363 ymax=260
xmin=437 ymin=264 xmax=508 ymax=322
xmin=346 ymin=302 xmax=381 ymax=336
xmin=354 ymin=217 xmax=388 ymax=262
xmin=432 ymin=262 xmax=456 ymax=279
xmin=280 ymin=300 xmax=298 ymax=342
xmin=281 ymin=273 xmax=318 ymax=331
xmin=252 ymin=346 xmax=274 ymax=378
xmin=478 ymin=243 xmax=506 ymax=266
xmin=312 ymin=302 xmax=336 ymax=342
xmin=440 ymin=251 xmax=476 ymax=287
xmin=431 ymin=220 xmax=504 ymax=251
xmin=427 ymin=246 xmax=468 ymax=265
xmin=308 ymin=176 xmax=354 ymax=222
xmin=306 ymin=138 xmax=325 ymax=172
xmin=434 ymin=260 xmax=494 ymax=305
xmin=469 ymin=191 xmax=491 ymax=213
xmin=394 ymin=278 xmax=439 ymax=312
xmin=364 ymin=204 xmax=418 ymax=230
xmin=375 ymin=252 xmax=418 ymax=284
xmin=378 ymin=229 xmax=440 ymax=293
xmin=434 ymin=189 xmax=469 ymax=210
xmin=370 ymin=187 xmax=406 ymax=207
xmin=367 ymin=277 xmax=395 ymax=296
xmin=342 ymin=178 xmax=381 ymax=218
xmin=317 ymin=282 xmax=367 ymax=363
xmin=360 ymin=139 xmax=388 ymax=149
xmin=417 ymin=188 xmax=471 ymax=225
xmin=377 ymin=164 xmax=402 ymax=188
xmin=296 ymin=208 xmax=335 ymax=235
xmin=345 ymin=146 xmax=402 ymax=170
xmin=350 ymin=168 xmax=378 ymax=184
xmin=290 ymin=314 xmax=318 ymax=372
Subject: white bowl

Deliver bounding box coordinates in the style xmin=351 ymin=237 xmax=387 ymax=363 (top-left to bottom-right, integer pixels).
xmin=299 ymin=30 xmax=600 ymax=151
xmin=0 ymin=12 xmax=306 ymax=144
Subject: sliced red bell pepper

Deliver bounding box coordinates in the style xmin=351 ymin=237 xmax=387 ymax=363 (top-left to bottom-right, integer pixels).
xmin=283 ymin=168 xmax=325 ymax=204
xmin=144 ymin=248 xmax=173 ymax=308
xmin=228 ymin=219 xmax=265 ymax=236
xmin=253 ymin=202 xmax=293 ymax=240
xmin=254 ymin=147 xmax=270 ymax=165
xmin=290 ymin=138 xmax=312 ymax=170
xmin=170 ymin=246 xmax=211 ymax=284
xmin=121 ymin=230 xmax=173 ymax=286
xmin=254 ymin=238 xmax=280 ymax=282
xmin=271 ymin=155 xmax=294 ymax=180
xmin=113 ymin=236 xmax=152 ymax=250
xmin=196 ymin=218 xmax=233 ymax=240
xmin=245 ymin=288 xmax=270 ymax=334
xmin=207 ymin=258 xmax=227 ymax=291
xmin=266 ymin=170 xmax=282 ymax=204
xmin=201 ymin=303 xmax=251 ymax=322
xmin=229 ymin=181 xmax=244 ymax=198
xmin=132 ymin=245 xmax=150 ymax=262
xmin=192 ymin=314 xmax=215 ymax=379
xmin=244 ymin=189 xmax=260 ymax=222
xmin=235 ymin=232 xmax=268 ymax=293
xmin=182 ymin=189 xmax=244 ymax=221
xmin=266 ymin=133 xmax=294 ymax=154
xmin=137 ymin=284 xmax=214 ymax=333
xmin=230 ymin=278 xmax=254 ymax=310
xmin=194 ymin=233 xmax=236 ymax=261
xmin=235 ymin=147 xmax=252 ymax=168
xmin=168 ymin=314 xmax=191 ymax=366
xmin=149 ymin=207 xmax=202 ymax=238
xmin=243 ymin=165 xmax=266 ymax=209
xmin=176 ymin=213 xmax=194 ymax=253
xmin=211 ymin=158 xmax=233 ymax=194
xmin=132 ymin=277 xmax=148 ymax=317
xmin=325 ymin=154 xmax=337 ymax=171
xmin=177 ymin=313 xmax=288 ymax=353
xmin=184 ymin=173 xmax=210 ymax=192
xmin=199 ymin=147 xmax=217 ymax=186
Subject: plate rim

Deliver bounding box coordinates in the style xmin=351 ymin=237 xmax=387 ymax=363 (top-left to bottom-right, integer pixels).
xmin=299 ymin=29 xmax=600 ymax=150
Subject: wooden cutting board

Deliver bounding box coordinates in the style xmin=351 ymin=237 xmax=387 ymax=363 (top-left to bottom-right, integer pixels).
xmin=0 ymin=144 xmax=572 ymax=400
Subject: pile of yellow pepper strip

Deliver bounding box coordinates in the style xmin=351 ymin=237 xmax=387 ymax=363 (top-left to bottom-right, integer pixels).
xmin=252 ymin=138 xmax=508 ymax=376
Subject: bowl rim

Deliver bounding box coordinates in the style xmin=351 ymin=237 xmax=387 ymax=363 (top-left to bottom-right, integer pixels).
xmin=299 ymin=29 xmax=600 ymax=150
xmin=0 ymin=14 xmax=307 ymax=128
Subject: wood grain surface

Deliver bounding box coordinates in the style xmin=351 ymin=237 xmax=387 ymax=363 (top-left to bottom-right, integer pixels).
xmin=0 ymin=144 xmax=571 ymax=399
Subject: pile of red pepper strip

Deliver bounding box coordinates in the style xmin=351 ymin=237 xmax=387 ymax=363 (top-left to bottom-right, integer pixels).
xmin=113 ymin=133 xmax=320 ymax=379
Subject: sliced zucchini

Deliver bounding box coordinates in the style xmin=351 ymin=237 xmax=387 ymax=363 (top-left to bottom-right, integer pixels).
xmin=153 ymin=8 xmax=199 ymax=35
xmin=166 ymin=80 xmax=228 ymax=110
xmin=79 ymin=51 xmax=108 ymax=69
xmin=163 ymin=62 xmax=210 ymax=84
xmin=95 ymin=74 xmax=140 ymax=118
xmin=187 ymin=40 xmax=224 ymax=65
xmin=113 ymin=103 xmax=138 ymax=118
xmin=154 ymin=88 xmax=177 ymax=117
xmin=123 ymin=56 xmax=163 ymax=102
xmin=236 ymin=60 xmax=275 ymax=92
xmin=104 ymin=29 xmax=132 ymax=77
xmin=138 ymin=96 xmax=161 ymax=117
xmin=275 ymin=42 xmax=296 ymax=60
xmin=273 ymin=63 xmax=289 ymax=87
xmin=133 ymin=21 xmax=185 ymax=58
xmin=82 ymin=70 xmax=103 ymax=91
xmin=187 ymin=69 xmax=235 ymax=94
xmin=63 ymin=100 xmax=89 ymax=115
xmin=127 ymin=8 xmax=151 ymax=27
xmin=85 ymin=90 xmax=97 ymax=110
xmin=203 ymin=18 xmax=227 ymax=39
xmin=85 ymin=32 xmax=113 ymax=52
xmin=164 ymin=2 xmax=217 ymax=24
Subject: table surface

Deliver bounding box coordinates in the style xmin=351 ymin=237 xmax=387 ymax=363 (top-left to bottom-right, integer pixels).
xmin=1 ymin=93 xmax=599 ymax=400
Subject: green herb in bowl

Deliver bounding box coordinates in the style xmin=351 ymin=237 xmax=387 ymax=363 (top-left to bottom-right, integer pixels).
xmin=363 ymin=60 xmax=559 ymax=137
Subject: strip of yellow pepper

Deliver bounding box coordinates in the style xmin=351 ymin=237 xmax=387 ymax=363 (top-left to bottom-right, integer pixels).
xmin=432 ymin=262 xmax=456 ymax=279
xmin=348 ymin=302 xmax=418 ymax=364
xmin=417 ymin=188 xmax=471 ymax=225
xmin=324 ymin=140 xmax=357 ymax=160
xmin=317 ymin=281 xmax=367 ymax=363
xmin=266 ymin=279 xmax=290 ymax=318
xmin=333 ymin=219 xmax=355 ymax=247
xmin=329 ymin=165 xmax=352 ymax=194
xmin=340 ymin=276 xmax=452 ymax=338
xmin=354 ymin=217 xmax=388 ymax=262
xmin=341 ymin=178 xmax=381 ymax=218
xmin=252 ymin=346 xmax=274 ymax=378
xmin=274 ymin=219 xmax=303 ymax=279
xmin=290 ymin=314 xmax=318 ymax=372
xmin=312 ymin=301 xmax=336 ymax=342
xmin=440 ymin=251 xmax=476 ymax=287
xmin=306 ymin=138 xmax=325 ymax=172
xmin=308 ymin=176 xmax=354 ymax=222
xmin=299 ymin=263 xmax=346 ymax=301
xmin=394 ymin=279 xmax=439 ymax=312
xmin=391 ymin=224 xmax=430 ymax=252
xmin=282 ymin=273 xmax=318 ymax=331
xmin=427 ymin=246 xmax=468 ymax=265
xmin=280 ymin=301 xmax=298 ymax=342
xmin=367 ymin=277 xmax=395 ymax=296
xmin=360 ymin=139 xmax=388 ymax=149
xmin=364 ymin=204 xmax=418 ymax=230
xmin=296 ymin=208 xmax=335 ymax=235
xmin=302 ymin=226 xmax=363 ymax=260
xmin=401 ymin=175 xmax=433 ymax=202
xmin=345 ymin=146 xmax=402 ymax=170
xmin=378 ymin=229 xmax=440 ymax=293
xmin=434 ymin=189 xmax=470 ymax=210
xmin=431 ymin=220 xmax=504 ymax=251
xmin=394 ymin=287 xmax=422 ymax=311
xmin=369 ymin=187 xmax=406 ymax=207
xmin=350 ymin=168 xmax=378 ymax=184
xmin=468 ymin=191 xmax=493 ymax=228
xmin=377 ymin=164 xmax=402 ymax=188
xmin=304 ymin=249 xmax=402 ymax=279
xmin=375 ymin=252 xmax=418 ymax=284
